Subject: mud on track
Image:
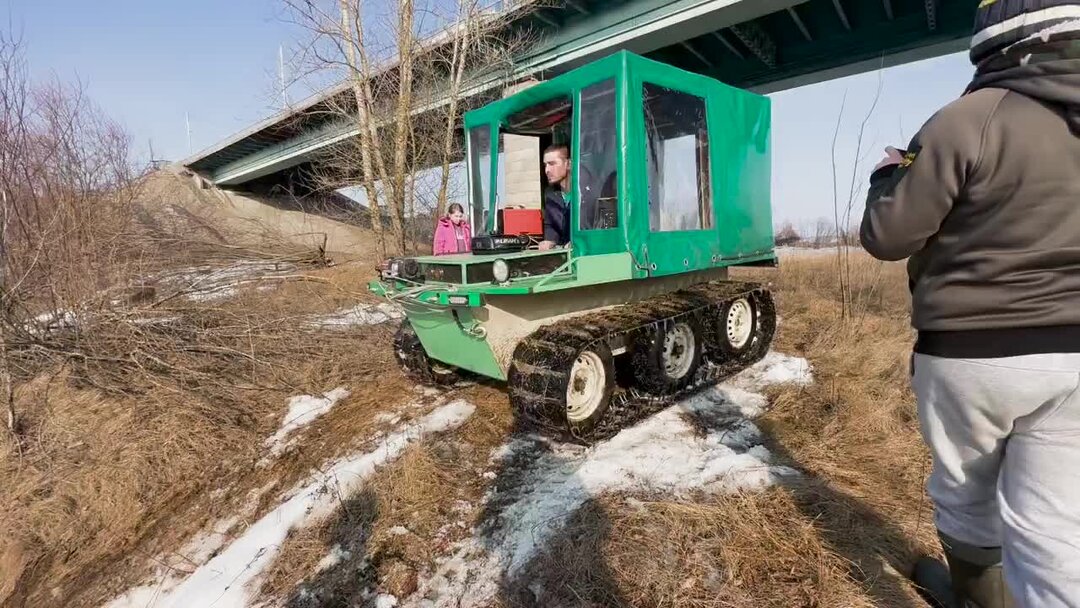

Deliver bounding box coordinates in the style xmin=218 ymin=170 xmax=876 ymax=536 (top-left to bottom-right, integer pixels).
xmin=508 ymin=281 xmax=777 ymax=442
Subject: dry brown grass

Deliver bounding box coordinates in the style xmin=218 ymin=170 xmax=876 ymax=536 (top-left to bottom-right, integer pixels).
xmin=500 ymin=251 xmax=934 ymax=607
xmin=260 ymin=383 xmax=513 ymax=605
xmin=235 ymin=261 xmax=385 ymax=313
xmin=744 ymin=251 xmax=935 ymax=604
xmin=0 ymin=368 xmax=276 ymax=602
xmin=503 ymin=490 xmax=872 ymax=608
xmin=1 ymin=243 xmax=939 ymax=608
xmin=0 ymin=251 xmax=421 ymax=608
xmin=255 ymin=249 xmax=938 ymax=608
xmin=0 ymin=65 xmax=429 ymax=608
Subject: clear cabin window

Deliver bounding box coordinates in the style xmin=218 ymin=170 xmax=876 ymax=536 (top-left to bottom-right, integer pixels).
xmin=497 ymin=96 xmax=572 ymax=233
xmin=578 ymin=80 xmax=618 ymax=230
xmin=468 ymin=125 xmax=492 ymax=231
xmin=643 ymin=83 xmax=713 ymax=232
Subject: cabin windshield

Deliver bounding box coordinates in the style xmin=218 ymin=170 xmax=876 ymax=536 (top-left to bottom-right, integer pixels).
xmin=577 ymin=79 xmax=618 ymax=230
xmin=490 ymin=96 xmax=572 ymax=237
xmin=466 ymin=82 xmax=618 ymax=240
xmin=467 ymin=125 xmax=493 ymax=232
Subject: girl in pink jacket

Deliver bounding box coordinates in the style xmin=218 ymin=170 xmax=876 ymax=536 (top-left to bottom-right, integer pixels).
xmin=432 ymin=203 xmax=472 ymax=255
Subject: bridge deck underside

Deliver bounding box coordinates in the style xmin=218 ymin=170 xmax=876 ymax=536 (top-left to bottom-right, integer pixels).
xmin=187 ymin=0 xmax=975 ymax=188
xmin=644 ymin=0 xmax=972 ymax=91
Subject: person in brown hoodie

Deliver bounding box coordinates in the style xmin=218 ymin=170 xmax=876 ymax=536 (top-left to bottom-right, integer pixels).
xmin=860 ymin=2 xmax=1080 ymax=607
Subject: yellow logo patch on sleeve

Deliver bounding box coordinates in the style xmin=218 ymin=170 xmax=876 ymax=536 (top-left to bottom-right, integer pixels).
xmin=900 ymin=151 xmax=918 ymax=168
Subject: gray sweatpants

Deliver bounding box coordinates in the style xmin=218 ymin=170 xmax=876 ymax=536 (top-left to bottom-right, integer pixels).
xmin=913 ymin=353 xmax=1080 ymax=607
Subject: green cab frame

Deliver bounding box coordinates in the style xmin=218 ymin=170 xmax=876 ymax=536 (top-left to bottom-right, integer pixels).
xmin=461 ymin=50 xmax=775 ymax=285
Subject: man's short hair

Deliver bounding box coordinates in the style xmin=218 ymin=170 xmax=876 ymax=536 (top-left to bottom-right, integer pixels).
xmin=543 ymin=143 xmax=570 ymax=159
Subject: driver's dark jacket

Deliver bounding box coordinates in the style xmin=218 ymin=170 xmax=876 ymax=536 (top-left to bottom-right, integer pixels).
xmin=543 ymin=186 xmax=570 ymax=245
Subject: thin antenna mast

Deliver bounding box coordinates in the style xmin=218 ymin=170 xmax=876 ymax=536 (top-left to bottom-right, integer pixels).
xmin=279 ymin=44 xmax=290 ymax=108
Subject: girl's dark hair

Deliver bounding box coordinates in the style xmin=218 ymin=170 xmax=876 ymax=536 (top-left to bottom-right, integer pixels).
xmin=447 ymin=203 xmax=465 ymax=215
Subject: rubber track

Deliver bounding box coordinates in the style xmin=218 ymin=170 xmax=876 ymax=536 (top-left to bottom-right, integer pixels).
xmin=395 ymin=319 xmax=458 ymax=386
xmin=507 ymin=280 xmax=776 ymax=444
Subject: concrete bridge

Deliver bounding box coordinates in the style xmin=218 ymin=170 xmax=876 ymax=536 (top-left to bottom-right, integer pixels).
xmin=182 ymin=0 xmax=975 ymax=192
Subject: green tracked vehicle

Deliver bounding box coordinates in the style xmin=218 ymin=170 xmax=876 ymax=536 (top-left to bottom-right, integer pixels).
xmin=370 ymin=51 xmax=778 ymax=442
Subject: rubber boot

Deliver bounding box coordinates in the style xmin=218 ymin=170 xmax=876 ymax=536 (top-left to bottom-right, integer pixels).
xmin=938 ymin=531 xmax=1016 ymax=608
xmin=912 ymin=555 xmax=958 ymax=608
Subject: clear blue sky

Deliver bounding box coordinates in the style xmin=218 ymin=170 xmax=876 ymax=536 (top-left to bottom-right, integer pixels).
xmin=5 ymin=0 xmax=977 ymax=228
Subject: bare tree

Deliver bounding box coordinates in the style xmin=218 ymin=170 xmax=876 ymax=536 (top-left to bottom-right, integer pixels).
xmin=1 ymin=187 xmax=12 ymax=434
xmin=0 ymin=29 xmax=145 ymax=434
xmin=283 ymin=0 xmax=537 ymax=257
xmin=391 ymin=0 xmax=416 ymax=254
xmin=775 ymin=221 xmax=800 ymax=246
xmin=0 ymin=33 xmax=21 ymax=434
xmin=830 ymin=62 xmax=885 ymax=321
xmin=338 ymin=0 xmax=389 ymax=255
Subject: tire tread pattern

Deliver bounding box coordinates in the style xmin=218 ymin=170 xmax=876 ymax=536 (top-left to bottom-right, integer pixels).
xmin=507 ymin=280 xmax=777 ymax=443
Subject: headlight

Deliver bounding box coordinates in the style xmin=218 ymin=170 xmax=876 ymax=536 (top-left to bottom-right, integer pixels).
xmin=401 ymin=258 xmax=420 ymax=279
xmin=492 ymin=259 xmax=510 ymax=283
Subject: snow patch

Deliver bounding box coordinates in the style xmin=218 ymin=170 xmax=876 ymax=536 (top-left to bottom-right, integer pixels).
xmin=177 ymin=516 xmax=238 ymax=567
xmin=186 ymin=286 xmax=238 ymax=302
xmin=376 ymin=594 xmax=399 ymax=608
xmin=22 ymin=309 xmax=77 ymax=336
xmin=128 ymin=315 xmax=181 ymax=327
xmin=389 ymin=526 xmax=411 ymax=536
xmin=35 ymin=309 xmax=76 ymax=328
xmin=264 ymin=387 xmax=351 ymax=456
xmin=491 ymin=389 xmax=796 ymax=576
xmin=729 ymin=351 xmax=813 ymax=390
xmin=156 ymin=260 xmax=298 ymax=303
xmin=104 ymin=400 xmax=476 ymax=608
xmin=313 ymin=302 xmax=403 ymax=328
xmin=316 ymin=544 xmax=352 ymax=572
xmin=406 ymin=353 xmax=809 ymax=608
xmin=774 ymin=245 xmax=875 ymax=260
xmin=376 ymin=412 xmax=403 ymax=425
xmin=774 ymin=245 xmax=848 ymax=258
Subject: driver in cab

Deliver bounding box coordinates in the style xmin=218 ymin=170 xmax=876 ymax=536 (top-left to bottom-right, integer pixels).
xmin=539 ymin=143 xmax=570 ymax=251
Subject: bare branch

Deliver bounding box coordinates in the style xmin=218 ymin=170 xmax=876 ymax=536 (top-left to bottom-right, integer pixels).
xmin=280 ymin=0 xmax=539 ymax=256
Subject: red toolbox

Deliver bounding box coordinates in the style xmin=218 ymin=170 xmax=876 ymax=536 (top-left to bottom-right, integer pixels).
xmin=500 ymin=208 xmax=543 ymax=236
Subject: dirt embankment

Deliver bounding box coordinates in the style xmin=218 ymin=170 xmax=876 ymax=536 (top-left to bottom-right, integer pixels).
xmin=135 ymin=167 xmax=382 ymax=262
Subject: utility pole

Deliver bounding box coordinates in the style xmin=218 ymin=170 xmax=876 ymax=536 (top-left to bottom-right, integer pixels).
xmin=279 ymin=44 xmax=290 ymax=109
xmin=0 ymin=188 xmax=13 ymax=435
xmin=185 ymin=112 xmax=192 ymax=154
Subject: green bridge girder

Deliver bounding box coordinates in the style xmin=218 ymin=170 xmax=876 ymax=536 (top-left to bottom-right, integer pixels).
xmin=184 ymin=0 xmax=976 ymax=188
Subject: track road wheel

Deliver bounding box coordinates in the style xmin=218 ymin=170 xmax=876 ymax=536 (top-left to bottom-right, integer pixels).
xmin=631 ymin=318 xmax=704 ymax=395
xmin=717 ymin=296 xmax=757 ymax=356
xmin=565 ymin=346 xmax=616 ymax=433
xmin=393 ymin=319 xmax=459 ymax=386
xmin=507 ymin=340 xmax=615 ymax=439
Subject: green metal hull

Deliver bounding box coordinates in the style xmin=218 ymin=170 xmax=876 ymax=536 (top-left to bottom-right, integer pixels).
xmin=405 ymin=266 xmax=734 ymax=381
xmin=404 ymin=305 xmax=503 ymax=379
